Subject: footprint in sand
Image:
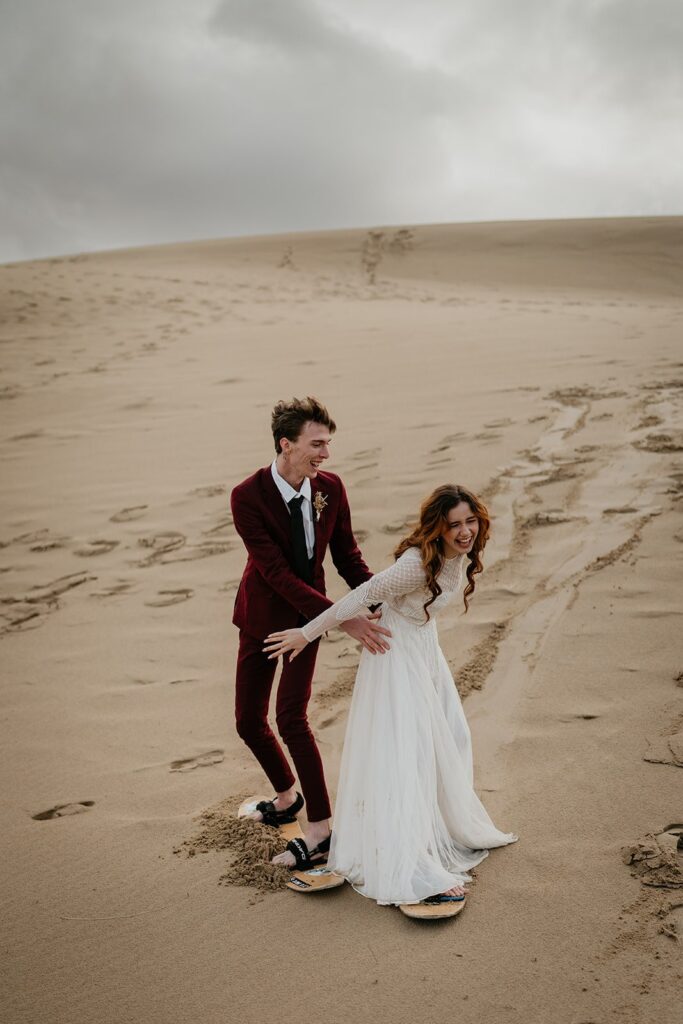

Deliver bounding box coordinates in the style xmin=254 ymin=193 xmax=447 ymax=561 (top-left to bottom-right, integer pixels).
xmin=122 ymin=398 xmax=154 ymax=411
xmin=169 ymin=750 xmax=224 ymax=772
xmin=350 ymin=447 xmax=381 ymax=461
xmin=0 ymin=602 xmax=44 ymax=633
xmin=110 ymin=505 xmax=148 ymax=523
xmin=9 ymin=430 xmax=45 ymax=442
xmin=137 ymin=531 xmax=186 ymax=566
xmin=531 ymin=464 xmax=580 ymax=487
xmin=32 ymin=801 xmax=95 ymax=821
xmin=190 ymin=484 xmax=226 ymax=498
xmin=29 ymin=540 xmax=66 ymax=552
xmin=14 ymin=528 xmax=64 ymax=549
xmin=132 ymin=674 xmax=195 ymax=687
xmin=430 ymin=433 xmax=465 ymax=454
xmin=381 ymin=518 xmax=412 ymax=535
xmin=162 ymin=540 xmax=233 ymax=563
xmin=218 ymin=579 xmax=241 ymax=596
xmin=145 ymin=589 xmax=194 ymax=607
xmin=634 ymin=433 xmax=683 ymax=453
xmin=643 ymin=378 xmax=683 ymax=394
xmin=202 ymin=514 xmax=233 ymax=536
xmin=667 ymin=472 xmax=683 ymax=500
xmin=522 ymin=511 xmax=576 ymax=529
xmin=637 ymin=415 xmax=663 ymax=429
xmin=90 ymin=580 xmax=133 ymax=599
xmin=74 ymin=539 xmax=119 ymax=557
xmin=548 ymin=385 xmax=625 ymax=405
xmin=558 ymin=713 xmax=600 ymax=722
xmin=27 ymin=571 xmax=95 ymax=603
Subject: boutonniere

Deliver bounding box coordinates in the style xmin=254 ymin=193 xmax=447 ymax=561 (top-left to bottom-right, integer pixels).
xmin=313 ymin=491 xmax=328 ymax=522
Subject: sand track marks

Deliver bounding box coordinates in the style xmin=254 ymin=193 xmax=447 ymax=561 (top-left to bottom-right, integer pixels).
xmin=451 ymin=376 xmax=682 ymax=707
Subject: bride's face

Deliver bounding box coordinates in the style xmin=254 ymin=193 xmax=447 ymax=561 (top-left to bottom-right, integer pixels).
xmin=440 ymin=501 xmax=479 ymax=558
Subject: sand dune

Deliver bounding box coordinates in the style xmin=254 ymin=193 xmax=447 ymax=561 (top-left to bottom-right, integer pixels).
xmin=1 ymin=218 xmax=682 ymax=1024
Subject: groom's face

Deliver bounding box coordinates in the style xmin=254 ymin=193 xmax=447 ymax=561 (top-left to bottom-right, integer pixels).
xmin=283 ymin=420 xmax=332 ymax=481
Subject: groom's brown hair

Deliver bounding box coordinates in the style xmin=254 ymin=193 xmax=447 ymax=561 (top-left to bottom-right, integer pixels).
xmin=271 ymin=396 xmax=337 ymax=453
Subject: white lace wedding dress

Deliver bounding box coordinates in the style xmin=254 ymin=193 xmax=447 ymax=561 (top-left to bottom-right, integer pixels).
xmin=301 ymin=545 xmax=517 ymax=905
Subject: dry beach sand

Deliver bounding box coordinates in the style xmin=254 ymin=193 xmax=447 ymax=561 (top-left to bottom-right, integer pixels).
xmin=1 ymin=217 xmax=682 ymax=1024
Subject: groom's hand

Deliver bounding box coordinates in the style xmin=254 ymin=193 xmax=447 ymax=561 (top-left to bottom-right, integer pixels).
xmin=341 ymin=611 xmax=392 ymax=655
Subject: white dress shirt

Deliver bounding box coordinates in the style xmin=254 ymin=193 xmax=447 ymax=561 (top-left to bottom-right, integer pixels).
xmin=271 ymin=459 xmax=315 ymax=558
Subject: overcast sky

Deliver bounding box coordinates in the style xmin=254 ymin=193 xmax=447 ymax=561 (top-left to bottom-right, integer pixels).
xmin=1 ymin=0 xmax=682 ymax=262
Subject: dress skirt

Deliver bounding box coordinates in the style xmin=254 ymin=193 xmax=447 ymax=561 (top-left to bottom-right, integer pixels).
xmin=327 ymin=605 xmax=517 ymax=905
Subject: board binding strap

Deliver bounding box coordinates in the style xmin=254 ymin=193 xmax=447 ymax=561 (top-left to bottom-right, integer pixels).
xmin=237 ymin=794 xmax=303 ymax=842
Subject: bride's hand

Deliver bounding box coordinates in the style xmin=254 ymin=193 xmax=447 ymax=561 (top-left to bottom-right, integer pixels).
xmin=263 ymin=628 xmax=308 ymax=661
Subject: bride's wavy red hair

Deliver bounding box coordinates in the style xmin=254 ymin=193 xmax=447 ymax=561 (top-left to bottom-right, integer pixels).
xmin=394 ymin=484 xmax=490 ymax=617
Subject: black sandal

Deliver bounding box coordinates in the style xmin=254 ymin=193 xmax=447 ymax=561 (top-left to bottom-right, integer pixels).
xmin=285 ymin=834 xmax=332 ymax=870
xmin=254 ymin=791 xmax=304 ymax=828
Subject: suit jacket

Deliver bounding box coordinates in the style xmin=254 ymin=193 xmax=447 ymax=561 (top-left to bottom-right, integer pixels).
xmin=231 ymin=467 xmax=373 ymax=640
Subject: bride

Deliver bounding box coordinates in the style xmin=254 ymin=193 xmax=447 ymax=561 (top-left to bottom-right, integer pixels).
xmin=264 ymin=484 xmax=517 ymax=910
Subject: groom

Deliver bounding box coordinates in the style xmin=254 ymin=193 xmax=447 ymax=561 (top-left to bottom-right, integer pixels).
xmin=230 ymin=396 xmax=391 ymax=864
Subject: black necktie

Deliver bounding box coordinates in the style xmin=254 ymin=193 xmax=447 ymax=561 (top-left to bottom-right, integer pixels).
xmin=288 ymin=495 xmax=312 ymax=583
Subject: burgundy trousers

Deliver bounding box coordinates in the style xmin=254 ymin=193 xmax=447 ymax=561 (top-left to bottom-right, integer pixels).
xmin=234 ymin=629 xmax=331 ymax=822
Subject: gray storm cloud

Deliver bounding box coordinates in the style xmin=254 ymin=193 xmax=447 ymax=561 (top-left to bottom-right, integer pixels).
xmin=0 ymin=0 xmax=681 ymax=262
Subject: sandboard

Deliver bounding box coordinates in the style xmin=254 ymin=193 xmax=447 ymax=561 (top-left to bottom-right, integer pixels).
xmin=399 ymin=895 xmax=466 ymax=920
xmin=237 ymin=794 xmax=303 ymax=842
xmin=286 ymin=866 xmax=346 ymax=893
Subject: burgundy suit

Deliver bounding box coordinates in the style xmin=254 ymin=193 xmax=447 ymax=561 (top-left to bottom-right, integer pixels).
xmin=231 ymin=467 xmax=372 ymax=821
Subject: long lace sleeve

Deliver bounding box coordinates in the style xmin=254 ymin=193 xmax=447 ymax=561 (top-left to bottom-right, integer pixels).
xmin=301 ymin=547 xmax=426 ymax=642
